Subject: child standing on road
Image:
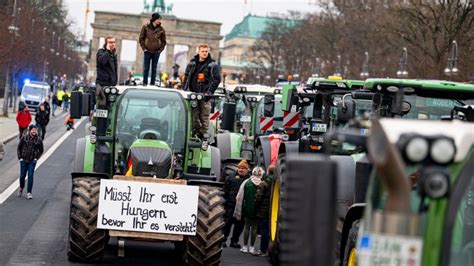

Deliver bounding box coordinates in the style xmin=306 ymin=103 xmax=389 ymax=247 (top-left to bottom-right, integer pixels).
xmin=234 ymin=166 xmax=264 ymax=254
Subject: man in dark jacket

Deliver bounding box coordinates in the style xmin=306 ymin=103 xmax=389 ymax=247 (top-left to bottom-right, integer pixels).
xmin=254 ymin=165 xmax=275 ymax=256
xmin=96 ymin=36 xmax=118 ymax=107
xmin=182 ymin=43 xmax=221 ymax=142
xmin=139 ymin=13 xmax=167 ymax=86
xmin=35 ymin=103 xmax=49 ymax=140
xmin=223 ymin=160 xmax=250 ymax=248
xmin=17 ymin=124 xmax=44 ymax=199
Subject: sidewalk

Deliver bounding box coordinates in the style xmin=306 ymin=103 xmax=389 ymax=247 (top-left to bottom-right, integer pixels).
xmin=0 ymin=98 xmax=19 ymax=144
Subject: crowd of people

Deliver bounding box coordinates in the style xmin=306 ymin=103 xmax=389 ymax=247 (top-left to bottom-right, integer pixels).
xmin=223 ymin=159 xmax=274 ymax=257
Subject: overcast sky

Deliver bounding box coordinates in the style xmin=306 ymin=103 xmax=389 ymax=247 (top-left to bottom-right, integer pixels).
xmin=64 ymin=0 xmax=320 ymax=41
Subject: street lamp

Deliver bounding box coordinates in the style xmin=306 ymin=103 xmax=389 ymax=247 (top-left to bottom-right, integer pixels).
xmin=313 ymin=57 xmax=322 ymax=77
xmin=334 ymin=54 xmax=342 ymax=77
xmin=56 ymin=37 xmax=61 ymax=56
xmin=50 ymin=31 xmax=56 ymax=53
xmin=396 ymin=47 xmax=408 ymax=78
xmin=360 ymin=51 xmax=370 ymax=79
xmin=444 ymin=40 xmax=458 ymax=76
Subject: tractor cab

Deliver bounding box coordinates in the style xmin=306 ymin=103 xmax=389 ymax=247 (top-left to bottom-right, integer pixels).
xmin=364 ymin=79 xmax=474 ymax=120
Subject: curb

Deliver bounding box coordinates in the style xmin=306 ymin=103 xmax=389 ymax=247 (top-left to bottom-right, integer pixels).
xmin=2 ymin=133 xmax=18 ymax=144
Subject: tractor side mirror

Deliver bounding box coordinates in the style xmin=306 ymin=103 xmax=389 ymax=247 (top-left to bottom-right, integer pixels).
xmin=264 ymin=94 xmax=275 ymax=117
xmin=280 ymin=154 xmax=337 ymax=266
xmin=81 ymin=93 xmax=92 ymax=116
xmin=282 ymin=84 xmax=297 ymax=112
xmin=221 ymin=102 xmax=236 ymax=131
xmin=70 ymin=91 xmax=83 ymax=119
xmin=391 ymin=91 xmax=405 ymax=115
xmin=337 ymin=100 xmax=356 ymax=124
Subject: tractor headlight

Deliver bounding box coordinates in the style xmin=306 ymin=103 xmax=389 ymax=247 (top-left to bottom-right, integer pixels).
xmin=104 ymin=87 xmax=111 ymax=94
xmin=405 ymin=137 xmax=429 ymax=163
xmin=191 ymin=100 xmax=198 ymax=108
xmin=111 ymin=88 xmax=117 ymax=94
xmin=190 ymin=94 xmax=197 ymax=100
xmin=430 ymin=138 xmax=456 ymax=164
xmin=197 ymin=94 xmax=203 ymax=100
xmin=423 ymin=172 xmax=449 ymax=199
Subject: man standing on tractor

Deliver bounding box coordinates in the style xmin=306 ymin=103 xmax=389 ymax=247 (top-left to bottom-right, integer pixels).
xmin=139 ymin=12 xmax=167 ymax=86
xmin=96 ymin=36 xmax=118 ymax=107
xmin=182 ymin=43 xmax=221 ymax=147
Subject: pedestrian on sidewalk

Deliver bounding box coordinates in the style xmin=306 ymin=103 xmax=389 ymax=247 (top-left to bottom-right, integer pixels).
xmin=16 ymin=102 xmax=32 ymax=139
xmin=222 ymin=160 xmax=250 ymax=248
xmin=17 ymin=124 xmax=43 ymax=199
xmin=234 ymin=166 xmax=264 ymax=255
xmin=139 ymin=12 xmax=167 ymax=86
xmin=253 ymin=165 xmax=275 ymax=256
xmin=51 ymin=94 xmax=59 ymax=117
xmin=35 ymin=103 xmax=49 ymax=140
xmin=63 ymin=89 xmax=71 ymax=112
xmin=43 ymin=96 xmax=51 ymax=118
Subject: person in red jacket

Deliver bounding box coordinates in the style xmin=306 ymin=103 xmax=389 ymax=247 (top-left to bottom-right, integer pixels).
xmin=16 ymin=102 xmax=32 ymax=139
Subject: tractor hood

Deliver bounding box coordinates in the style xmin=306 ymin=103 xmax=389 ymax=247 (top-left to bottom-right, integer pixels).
xmin=129 ymin=139 xmax=172 ymax=178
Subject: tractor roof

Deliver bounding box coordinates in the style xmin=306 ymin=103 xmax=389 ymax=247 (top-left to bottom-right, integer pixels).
xmin=115 ymin=85 xmax=193 ymax=98
xmin=226 ymin=84 xmax=275 ymax=95
xmin=364 ymin=78 xmax=474 ymax=93
xmin=306 ymin=77 xmax=365 ymax=90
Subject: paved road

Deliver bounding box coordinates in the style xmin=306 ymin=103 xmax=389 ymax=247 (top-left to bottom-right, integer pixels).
xmin=0 ymin=120 xmax=269 ymax=265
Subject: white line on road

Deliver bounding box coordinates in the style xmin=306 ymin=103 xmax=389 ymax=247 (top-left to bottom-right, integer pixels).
xmin=0 ymin=117 xmax=86 ymax=204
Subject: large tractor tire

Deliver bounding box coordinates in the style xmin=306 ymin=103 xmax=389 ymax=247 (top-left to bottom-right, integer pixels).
xmin=67 ymin=177 xmax=108 ymax=262
xmin=268 ymin=153 xmax=286 ymax=265
xmin=185 ymin=185 xmax=225 ymax=266
xmin=342 ymin=220 xmax=360 ymax=266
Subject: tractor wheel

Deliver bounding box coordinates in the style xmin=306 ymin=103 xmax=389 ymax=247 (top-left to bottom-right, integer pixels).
xmin=343 ymin=220 xmax=360 ymax=266
xmin=221 ymin=162 xmax=238 ymax=182
xmin=268 ymin=153 xmax=286 ymax=265
xmin=256 ymin=145 xmax=265 ymax=168
xmin=184 ymin=185 xmax=225 ymax=266
xmin=67 ymin=177 xmax=108 ymax=262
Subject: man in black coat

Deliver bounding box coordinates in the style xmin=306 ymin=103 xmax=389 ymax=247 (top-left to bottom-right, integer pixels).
xmin=96 ymin=36 xmax=118 ymax=107
xmin=182 ymin=43 xmax=221 ymax=144
xmin=17 ymin=124 xmax=44 ymax=199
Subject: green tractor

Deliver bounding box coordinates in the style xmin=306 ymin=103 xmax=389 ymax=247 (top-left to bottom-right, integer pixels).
xmin=267 ymin=77 xmax=371 ymax=264
xmin=67 ymin=86 xmax=225 ymax=265
xmin=209 ymin=84 xmax=276 ymax=180
xmin=277 ymin=118 xmax=474 ymax=266
xmin=278 ymin=78 xmax=474 ymax=266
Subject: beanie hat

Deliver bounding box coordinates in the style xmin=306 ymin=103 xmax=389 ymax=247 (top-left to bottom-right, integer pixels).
xmin=29 ymin=124 xmax=37 ymax=130
xmin=238 ymin=160 xmax=249 ymax=170
xmin=151 ymin=13 xmax=161 ymax=22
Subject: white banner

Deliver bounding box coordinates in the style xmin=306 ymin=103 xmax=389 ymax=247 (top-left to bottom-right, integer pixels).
xmin=97 ymin=179 xmax=199 ymax=236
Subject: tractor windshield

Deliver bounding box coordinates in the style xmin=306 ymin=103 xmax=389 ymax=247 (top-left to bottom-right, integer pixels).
xmin=115 ymin=89 xmax=187 ymax=153
xmin=403 ymin=95 xmax=474 ymax=120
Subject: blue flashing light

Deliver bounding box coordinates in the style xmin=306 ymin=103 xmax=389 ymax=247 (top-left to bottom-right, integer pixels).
xmin=24 ymin=79 xmax=30 ymax=85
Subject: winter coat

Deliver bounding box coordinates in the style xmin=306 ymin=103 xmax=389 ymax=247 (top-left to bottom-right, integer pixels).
xmin=16 ymin=109 xmax=32 ymax=129
xmin=255 ymin=174 xmax=273 ymax=219
xmin=35 ymin=110 xmax=49 ymax=126
xmin=139 ymin=22 xmax=167 ymax=53
xmin=233 ymin=175 xmax=262 ymax=220
xmin=57 ymin=90 xmax=65 ymax=101
xmin=52 ymin=95 xmax=59 ymax=105
xmin=43 ymin=101 xmax=51 ymax=117
xmin=17 ymin=134 xmax=43 ymax=162
xmin=182 ymin=54 xmax=221 ymax=94
xmin=96 ymin=48 xmax=118 ymax=86
xmin=224 ymin=173 xmax=249 ymax=210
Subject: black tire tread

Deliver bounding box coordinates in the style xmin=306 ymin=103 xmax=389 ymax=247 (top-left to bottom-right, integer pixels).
xmin=342 ymin=220 xmax=360 ymax=266
xmin=67 ymin=178 xmax=108 ymax=262
xmin=185 ymin=186 xmax=225 ymax=266
xmin=268 ymin=153 xmax=286 ymax=265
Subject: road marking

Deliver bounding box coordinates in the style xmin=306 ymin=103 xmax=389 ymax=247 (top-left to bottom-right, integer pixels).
xmin=0 ymin=117 xmax=85 ymax=204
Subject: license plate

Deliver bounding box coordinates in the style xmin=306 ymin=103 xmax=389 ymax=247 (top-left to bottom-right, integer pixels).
xmin=94 ymin=109 xmax=108 ymax=118
xmin=311 ymin=123 xmax=327 ymax=133
xmin=358 ymin=233 xmax=423 ymax=266
xmin=240 ymin=115 xmax=251 ymax=122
